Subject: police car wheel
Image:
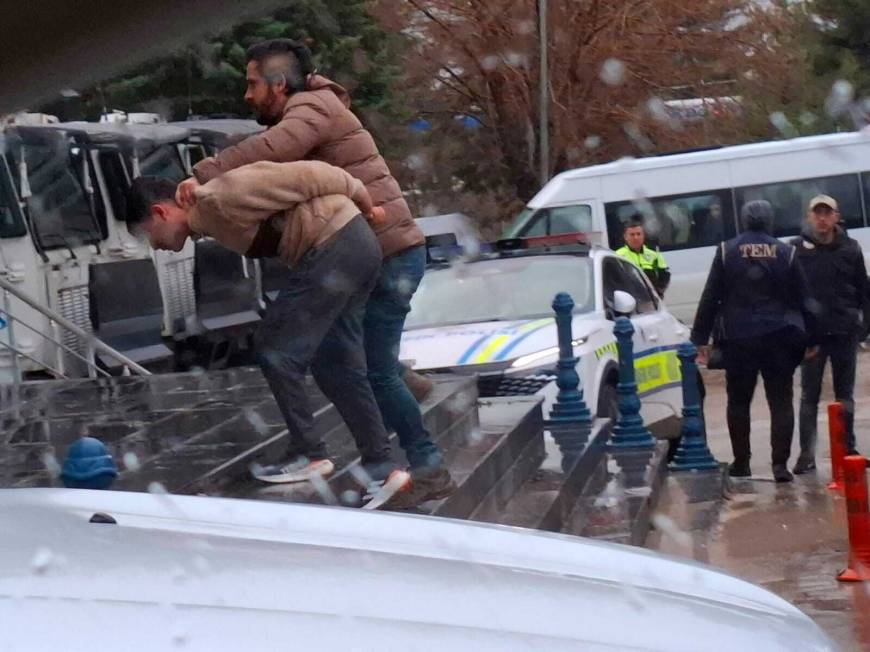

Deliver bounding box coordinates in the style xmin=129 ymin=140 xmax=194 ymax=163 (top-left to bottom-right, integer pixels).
xmin=597 ymin=381 xmax=619 ymax=422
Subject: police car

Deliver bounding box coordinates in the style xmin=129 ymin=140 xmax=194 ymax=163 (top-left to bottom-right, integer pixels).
xmin=401 ymin=233 xmax=691 ymax=432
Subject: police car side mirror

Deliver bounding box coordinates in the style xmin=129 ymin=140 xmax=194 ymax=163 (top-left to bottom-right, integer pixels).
xmin=613 ymin=290 xmax=636 ymax=316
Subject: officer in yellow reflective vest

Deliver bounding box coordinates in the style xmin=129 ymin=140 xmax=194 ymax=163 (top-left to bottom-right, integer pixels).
xmin=615 ymin=217 xmax=671 ymax=297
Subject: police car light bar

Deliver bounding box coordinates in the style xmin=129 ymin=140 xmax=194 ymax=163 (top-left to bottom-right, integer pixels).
xmin=496 ymin=232 xmax=599 ymax=251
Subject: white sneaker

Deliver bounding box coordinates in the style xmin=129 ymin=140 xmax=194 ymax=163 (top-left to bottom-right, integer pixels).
xmin=361 ymin=469 xmax=412 ymax=510
xmin=253 ymin=458 xmax=335 ymax=484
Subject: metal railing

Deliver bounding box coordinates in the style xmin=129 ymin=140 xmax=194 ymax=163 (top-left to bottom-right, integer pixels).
xmin=0 ymin=276 xmax=151 ymax=383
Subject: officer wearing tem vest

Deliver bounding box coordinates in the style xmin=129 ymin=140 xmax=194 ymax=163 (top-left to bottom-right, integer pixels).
xmin=691 ymin=200 xmax=818 ymax=483
xmin=615 ymin=215 xmax=671 ymax=297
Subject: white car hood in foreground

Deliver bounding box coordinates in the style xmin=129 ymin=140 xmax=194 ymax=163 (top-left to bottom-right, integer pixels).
xmin=0 ymin=489 xmax=837 ymax=652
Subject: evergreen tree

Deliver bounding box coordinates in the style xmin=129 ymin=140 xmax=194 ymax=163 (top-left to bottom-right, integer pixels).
xmin=68 ymin=1 xmax=408 ymax=127
xmin=811 ymin=0 xmax=870 ymax=97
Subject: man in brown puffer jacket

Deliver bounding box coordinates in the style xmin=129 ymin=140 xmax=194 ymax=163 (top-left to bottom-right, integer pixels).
xmin=176 ymin=39 xmax=454 ymax=506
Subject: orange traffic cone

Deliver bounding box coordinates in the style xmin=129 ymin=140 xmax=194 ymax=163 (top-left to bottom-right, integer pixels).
xmin=837 ymin=455 xmax=870 ymax=582
xmin=827 ymin=402 xmax=847 ymax=495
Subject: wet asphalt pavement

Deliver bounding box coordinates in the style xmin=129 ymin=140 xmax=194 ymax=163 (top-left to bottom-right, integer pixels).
xmin=648 ymin=348 xmax=870 ymax=651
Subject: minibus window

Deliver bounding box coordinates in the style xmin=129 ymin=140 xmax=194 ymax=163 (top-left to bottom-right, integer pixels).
xmin=736 ymin=173 xmax=863 ymax=236
xmin=605 ymin=189 xmax=735 ymax=251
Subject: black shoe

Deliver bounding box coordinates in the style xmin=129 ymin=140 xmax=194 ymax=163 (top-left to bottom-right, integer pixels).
xmin=729 ymin=460 xmax=752 ymax=477
xmin=773 ymin=465 xmax=794 ymax=483
xmin=793 ymin=458 xmax=816 ymax=475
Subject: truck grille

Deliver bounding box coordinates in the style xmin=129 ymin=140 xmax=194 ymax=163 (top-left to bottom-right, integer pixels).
xmin=57 ymin=284 xmax=92 ymax=354
xmin=163 ymin=256 xmax=196 ymax=327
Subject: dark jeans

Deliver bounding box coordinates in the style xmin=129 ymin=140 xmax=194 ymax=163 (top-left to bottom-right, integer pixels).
xmin=724 ymin=330 xmax=802 ymax=467
xmin=363 ymin=245 xmax=444 ymax=474
xmin=799 ymin=334 xmax=859 ymax=457
xmin=256 ymin=216 xmax=395 ymax=475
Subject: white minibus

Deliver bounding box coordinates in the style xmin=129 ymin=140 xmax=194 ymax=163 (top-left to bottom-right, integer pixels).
xmin=505 ymin=129 xmax=870 ymax=324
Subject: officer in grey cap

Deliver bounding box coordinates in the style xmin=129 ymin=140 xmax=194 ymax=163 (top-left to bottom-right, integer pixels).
xmin=691 ymin=200 xmax=818 ymax=482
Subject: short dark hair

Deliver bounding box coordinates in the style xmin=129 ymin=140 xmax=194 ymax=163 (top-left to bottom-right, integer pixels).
xmin=623 ymin=214 xmax=644 ymax=232
xmin=246 ymin=39 xmax=314 ymax=93
xmin=125 ymin=176 xmax=176 ymax=227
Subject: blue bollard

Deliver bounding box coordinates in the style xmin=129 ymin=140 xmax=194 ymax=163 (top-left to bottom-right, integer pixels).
xmin=608 ymin=316 xmax=656 ymax=449
xmin=61 ymin=437 xmax=118 ymax=490
xmin=548 ymin=292 xmax=593 ymax=428
xmin=669 ymin=342 xmax=719 ymax=471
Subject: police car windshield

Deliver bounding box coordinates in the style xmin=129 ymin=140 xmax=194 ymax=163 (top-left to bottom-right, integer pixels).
xmin=406 ymin=256 xmax=594 ymax=329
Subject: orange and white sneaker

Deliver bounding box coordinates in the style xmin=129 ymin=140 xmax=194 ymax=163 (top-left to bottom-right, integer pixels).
xmin=361 ymin=469 xmax=412 ymax=510
xmin=252 ymin=457 xmax=335 ymax=484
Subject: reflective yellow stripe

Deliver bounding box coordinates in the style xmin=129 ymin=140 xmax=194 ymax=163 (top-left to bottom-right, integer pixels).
xmin=594 ymin=344 xmax=681 ymax=392
xmin=635 ymin=349 xmax=682 ymax=395
xmin=473 ymin=318 xmax=554 ymax=363
xmin=474 ymin=335 xmax=511 ymax=363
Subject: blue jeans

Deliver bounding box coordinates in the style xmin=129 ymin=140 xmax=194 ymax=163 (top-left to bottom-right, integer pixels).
xmin=364 ymin=245 xmax=444 ymax=473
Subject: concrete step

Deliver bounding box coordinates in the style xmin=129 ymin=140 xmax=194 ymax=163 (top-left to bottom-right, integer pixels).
xmin=425 ymin=396 xmax=543 ymax=520
xmin=480 ymin=419 xmax=612 ymax=532
xmin=2 ymin=367 xmax=281 ymax=489
xmin=221 ymin=375 xmax=480 ymax=504
xmin=562 ymin=442 xmax=671 ymax=546
xmin=644 ymin=466 xmax=730 ymax=552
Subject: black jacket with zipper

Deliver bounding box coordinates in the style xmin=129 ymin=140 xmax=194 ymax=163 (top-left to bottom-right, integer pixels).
xmin=790 ymin=226 xmax=869 ymax=339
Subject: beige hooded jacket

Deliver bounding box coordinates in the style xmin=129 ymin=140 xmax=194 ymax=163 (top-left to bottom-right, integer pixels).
xmin=188 ymin=159 xmax=371 ymax=267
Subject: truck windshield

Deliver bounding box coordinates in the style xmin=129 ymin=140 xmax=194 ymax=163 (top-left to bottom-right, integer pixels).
xmin=139 ymin=143 xmax=185 ymax=182
xmin=11 ymin=134 xmax=102 ymax=251
xmin=0 ymin=156 xmax=26 ymax=239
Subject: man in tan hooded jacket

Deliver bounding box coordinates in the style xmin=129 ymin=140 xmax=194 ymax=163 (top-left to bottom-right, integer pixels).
xmin=125 ymin=160 xmax=413 ymax=508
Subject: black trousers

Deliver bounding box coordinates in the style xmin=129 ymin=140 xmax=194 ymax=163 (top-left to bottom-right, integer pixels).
xmin=255 ymin=216 xmax=395 ymax=475
xmin=724 ymin=330 xmax=802 ymax=467
xmin=799 ymin=333 xmax=859 ymax=456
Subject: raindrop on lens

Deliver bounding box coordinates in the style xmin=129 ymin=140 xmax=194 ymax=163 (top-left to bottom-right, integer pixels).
xmin=41 ymin=451 xmax=61 ymax=478
xmin=341 ymin=489 xmax=360 ymax=506
xmin=600 ymin=58 xmax=626 ymax=86
xmin=30 ymin=547 xmax=54 ymax=575
xmin=148 ymin=481 xmax=168 ymax=495
xmin=123 ymin=451 xmax=141 ymax=472
xmin=515 ymin=19 xmax=535 ymax=35
xmin=481 ymin=55 xmax=500 ymax=70
xmin=243 ymin=409 xmax=269 ymax=436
